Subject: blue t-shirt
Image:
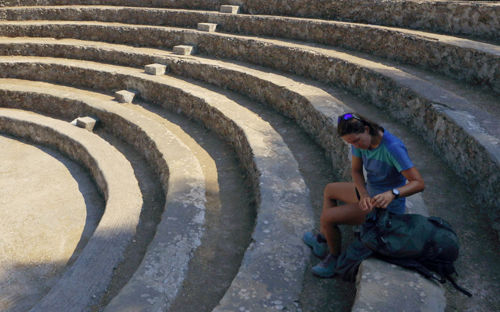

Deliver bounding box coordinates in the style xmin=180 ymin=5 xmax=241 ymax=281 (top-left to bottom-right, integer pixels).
xmin=352 ymin=130 xmax=413 ymax=214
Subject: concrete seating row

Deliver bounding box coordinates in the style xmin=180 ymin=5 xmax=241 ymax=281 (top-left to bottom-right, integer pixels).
xmin=0 ymin=58 xmax=315 ymax=311
xmin=0 ymin=0 xmax=497 ymax=40
xmin=0 ymin=107 xmax=142 ymax=311
xmin=0 ymin=7 xmax=498 ymax=91
xmin=0 ymin=55 xmax=447 ymax=310
xmin=0 ymin=2 xmax=495 ymax=309
xmin=0 ymin=79 xmax=208 ymax=311
xmin=0 ymin=25 xmax=496 ymax=232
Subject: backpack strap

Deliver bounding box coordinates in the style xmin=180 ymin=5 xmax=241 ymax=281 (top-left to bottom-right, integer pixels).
xmin=379 ymin=256 xmax=473 ymax=297
xmin=446 ymin=275 xmax=473 ymax=297
xmin=375 ymin=256 xmax=444 ymax=281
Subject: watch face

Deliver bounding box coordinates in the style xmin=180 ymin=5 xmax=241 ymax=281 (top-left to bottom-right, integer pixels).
xmin=392 ymin=189 xmax=400 ymax=196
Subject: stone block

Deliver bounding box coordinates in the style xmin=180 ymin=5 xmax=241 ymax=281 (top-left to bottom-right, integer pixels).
xmin=220 ymin=5 xmax=240 ymax=14
xmin=115 ymin=90 xmax=136 ymax=103
xmin=352 ymin=258 xmax=446 ymax=312
xmin=197 ymin=23 xmax=217 ymax=32
xmin=144 ymin=63 xmax=167 ymax=75
xmin=74 ymin=116 xmax=98 ymax=131
xmin=173 ymin=45 xmax=194 ymax=55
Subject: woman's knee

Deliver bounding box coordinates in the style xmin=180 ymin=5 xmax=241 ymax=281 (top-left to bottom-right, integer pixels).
xmin=323 ymin=182 xmax=342 ymax=199
xmin=324 ymin=182 xmax=357 ymax=204
xmin=322 ymin=203 xmax=365 ymax=226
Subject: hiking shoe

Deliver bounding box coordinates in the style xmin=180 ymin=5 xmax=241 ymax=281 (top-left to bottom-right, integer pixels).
xmin=312 ymin=253 xmax=338 ymax=278
xmin=303 ymin=231 xmax=327 ymax=259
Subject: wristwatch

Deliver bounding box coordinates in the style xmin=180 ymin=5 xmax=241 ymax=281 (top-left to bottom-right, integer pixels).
xmin=391 ymin=188 xmax=400 ymax=199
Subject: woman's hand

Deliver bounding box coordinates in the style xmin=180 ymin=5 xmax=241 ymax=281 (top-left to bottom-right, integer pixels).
xmin=359 ymin=196 xmax=374 ymax=212
xmin=371 ymin=191 xmax=395 ymax=209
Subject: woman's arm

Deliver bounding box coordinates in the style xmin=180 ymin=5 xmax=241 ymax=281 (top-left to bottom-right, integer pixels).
xmin=397 ymin=167 xmax=425 ymax=197
xmin=352 ymin=155 xmax=373 ymax=211
xmin=372 ymin=167 xmax=425 ymax=208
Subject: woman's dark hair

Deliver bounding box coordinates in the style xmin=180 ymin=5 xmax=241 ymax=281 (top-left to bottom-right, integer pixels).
xmin=337 ymin=113 xmax=384 ymax=137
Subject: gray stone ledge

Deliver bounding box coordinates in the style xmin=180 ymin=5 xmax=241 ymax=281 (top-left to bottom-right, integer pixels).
xmin=0 ymin=0 xmax=497 ymax=41
xmin=0 ymin=7 xmax=497 ymax=90
xmin=353 ymin=259 xmax=446 ymax=312
xmin=350 ymin=195 xmax=447 ymax=312
xmin=0 ymin=60 xmax=315 ymax=311
xmin=0 ymin=81 xmax=207 ymax=312
xmin=0 ymin=59 xmax=447 ymax=312
xmin=0 ymin=108 xmax=142 ymax=312
xmin=0 ymin=25 xmax=495 ymax=224
xmin=0 ymin=59 xmax=447 ymax=311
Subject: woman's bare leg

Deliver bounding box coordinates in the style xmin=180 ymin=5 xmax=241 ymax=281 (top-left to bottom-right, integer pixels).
xmin=320 ymin=182 xmax=367 ymax=255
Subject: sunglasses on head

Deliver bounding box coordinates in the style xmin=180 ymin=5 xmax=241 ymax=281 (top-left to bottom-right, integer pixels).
xmin=337 ymin=113 xmax=362 ymax=124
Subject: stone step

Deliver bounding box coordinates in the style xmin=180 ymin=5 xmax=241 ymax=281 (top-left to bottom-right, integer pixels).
xmin=0 ymin=5 xmax=496 ymax=312
xmin=0 ymin=59 xmax=454 ymax=312
xmin=175 ymin=49 xmax=499 ymax=312
xmin=0 ymin=7 xmax=498 ymax=88
xmin=0 ymin=79 xmax=256 ymax=312
xmin=0 ymin=107 xmax=143 ymax=312
xmin=0 ymin=0 xmax=497 ymax=41
xmin=115 ymin=97 xmax=254 ymax=312
xmin=0 ymin=56 xmax=496 ymax=312
xmin=0 ymin=79 xmax=209 ymax=311
xmin=0 ymin=127 xmax=104 ymax=312
xmin=0 ymin=28 xmax=496 ymax=235
xmin=0 ymin=58 xmax=315 ymax=311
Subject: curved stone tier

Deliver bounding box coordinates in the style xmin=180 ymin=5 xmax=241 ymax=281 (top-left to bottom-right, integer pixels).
xmin=0 ymin=79 xmax=207 ymax=311
xmin=0 ymin=108 xmax=142 ymax=311
xmin=0 ymin=55 xmax=451 ymax=311
xmin=0 ymin=1 xmax=498 ymax=311
xmin=0 ymin=59 xmax=315 ymax=311
xmin=0 ymin=0 xmax=497 ymax=40
xmin=0 ymin=30 xmax=496 ymax=233
xmin=0 ymin=131 xmax=103 ymax=312
xmin=0 ymin=13 xmax=497 ymax=91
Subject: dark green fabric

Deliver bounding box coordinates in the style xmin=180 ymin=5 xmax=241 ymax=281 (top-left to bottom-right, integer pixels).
xmin=359 ymin=209 xmax=455 ymax=259
xmin=336 ymin=208 xmax=471 ymax=296
xmin=336 ymin=239 xmax=373 ymax=282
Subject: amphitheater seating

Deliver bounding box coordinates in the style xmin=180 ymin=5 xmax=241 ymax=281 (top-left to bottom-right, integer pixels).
xmin=0 ymin=79 xmax=208 ymax=311
xmin=0 ymin=1 xmax=498 ymax=311
xmin=0 ymin=107 xmax=142 ymax=311
xmin=0 ymin=21 xmax=497 ymax=204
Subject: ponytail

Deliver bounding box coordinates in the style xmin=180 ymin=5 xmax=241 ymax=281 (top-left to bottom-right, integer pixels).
xmin=337 ymin=113 xmax=383 ymax=137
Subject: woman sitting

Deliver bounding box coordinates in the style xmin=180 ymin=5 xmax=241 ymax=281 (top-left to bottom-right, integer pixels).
xmin=303 ymin=113 xmax=425 ymax=277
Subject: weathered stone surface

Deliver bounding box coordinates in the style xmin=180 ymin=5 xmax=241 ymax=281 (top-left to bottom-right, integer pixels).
xmin=351 ymin=194 xmax=439 ymax=311
xmin=220 ymin=5 xmax=239 ymax=14
xmin=173 ymin=44 xmax=194 ymax=55
xmin=0 ymin=133 xmax=101 ymax=312
xmin=144 ymin=63 xmax=166 ymax=75
xmin=0 ymin=1 xmax=495 ymax=312
xmin=0 ymin=24 xmax=495 ymax=219
xmin=0 ymin=59 xmax=315 ymax=311
xmin=0 ymin=0 xmax=497 ymax=41
xmin=197 ymin=22 xmax=217 ymax=32
xmin=0 ymin=34 xmax=496 ymax=233
xmin=353 ymin=259 xmax=446 ymax=312
xmin=0 ymin=108 xmax=142 ymax=312
xmin=0 ymin=80 xmax=207 ymax=312
xmin=114 ymin=89 xmax=135 ymax=103
xmin=75 ymin=115 xmax=97 ymax=131
xmin=0 ymin=11 xmax=496 ymax=91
